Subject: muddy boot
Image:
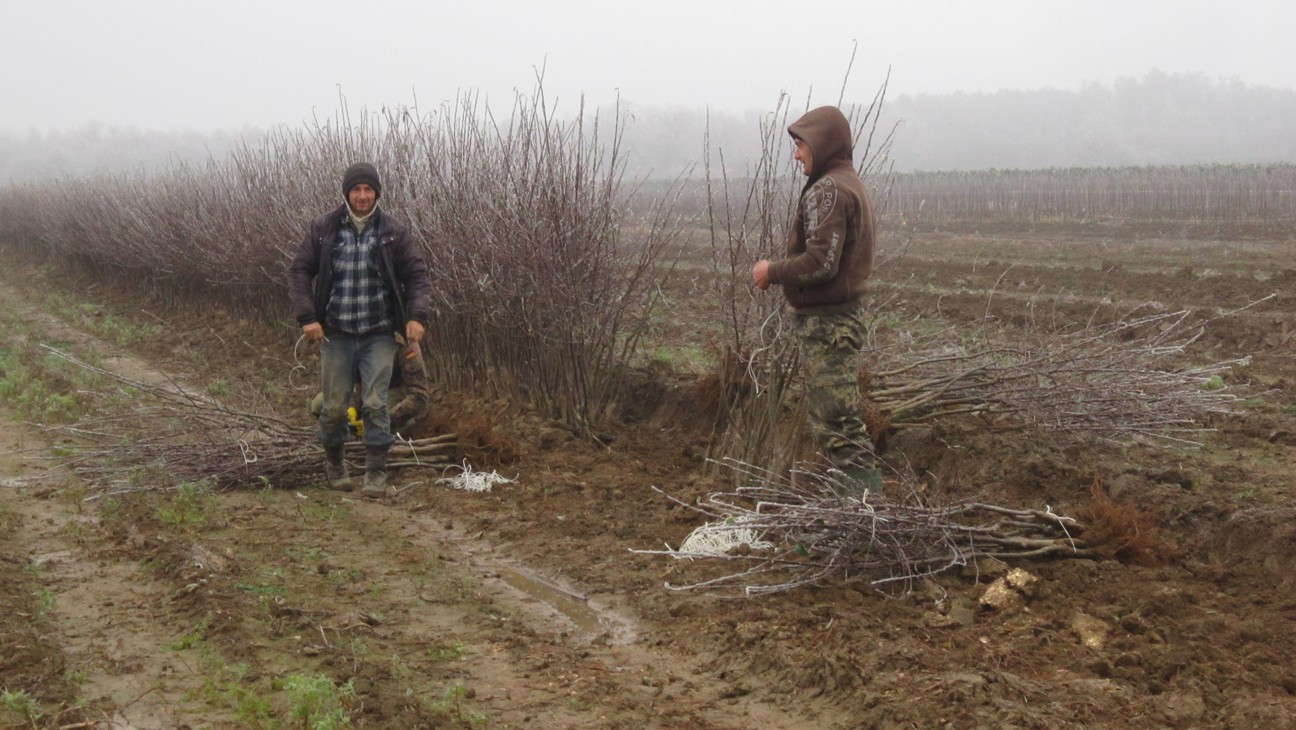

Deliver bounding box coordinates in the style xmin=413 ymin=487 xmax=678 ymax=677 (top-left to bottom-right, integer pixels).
xmin=324 ymin=446 xmax=353 ymax=491
xmin=362 ymin=446 xmax=389 ymax=497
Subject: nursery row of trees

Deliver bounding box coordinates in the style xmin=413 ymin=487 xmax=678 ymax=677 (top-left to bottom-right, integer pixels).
xmin=646 ymin=162 xmax=1296 ymax=233
xmin=882 ymin=164 xmax=1296 ymax=227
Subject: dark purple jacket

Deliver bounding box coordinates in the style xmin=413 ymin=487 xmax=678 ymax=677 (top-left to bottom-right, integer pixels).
xmin=287 ymin=204 xmax=432 ymax=332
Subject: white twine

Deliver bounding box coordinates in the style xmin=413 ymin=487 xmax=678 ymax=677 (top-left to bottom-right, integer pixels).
xmin=395 ymin=432 xmax=418 ymax=466
xmin=289 ymin=334 xmax=313 ymax=391
xmin=436 ymin=460 xmax=516 ymax=493
xmin=672 ymin=517 xmax=774 ymax=558
xmin=1046 ymin=504 xmax=1079 ymax=552
xmin=744 ymin=309 xmax=785 ymax=397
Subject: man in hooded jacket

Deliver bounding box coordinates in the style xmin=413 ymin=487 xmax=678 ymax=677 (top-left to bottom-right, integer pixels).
xmin=288 ymin=162 xmax=432 ymax=496
xmin=752 ymin=105 xmax=882 ymax=495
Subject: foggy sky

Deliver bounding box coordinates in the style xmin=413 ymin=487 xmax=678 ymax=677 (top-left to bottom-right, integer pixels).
xmin=3 ymin=0 xmax=1293 ymax=134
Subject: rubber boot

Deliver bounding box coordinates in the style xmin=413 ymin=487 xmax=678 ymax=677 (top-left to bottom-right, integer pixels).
xmin=362 ymin=446 xmax=389 ymax=497
xmin=324 ymin=446 xmax=353 ymax=491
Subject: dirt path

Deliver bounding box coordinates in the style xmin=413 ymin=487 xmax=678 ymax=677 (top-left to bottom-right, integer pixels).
xmin=0 ymin=417 xmax=230 ymax=728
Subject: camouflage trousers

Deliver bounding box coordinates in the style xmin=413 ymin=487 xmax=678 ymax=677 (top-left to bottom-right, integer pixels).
xmin=794 ymin=308 xmax=874 ymax=471
xmin=389 ymin=341 xmax=431 ymax=432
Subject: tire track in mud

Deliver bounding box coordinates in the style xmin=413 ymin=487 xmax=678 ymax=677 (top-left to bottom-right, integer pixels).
xmin=0 ymin=277 xmax=260 ymax=726
xmin=0 ymin=277 xmax=248 ymax=727
xmin=167 ymin=485 xmax=835 ymax=729
xmin=0 ymin=416 xmax=233 ymax=728
xmin=391 ymin=505 xmax=831 ymax=728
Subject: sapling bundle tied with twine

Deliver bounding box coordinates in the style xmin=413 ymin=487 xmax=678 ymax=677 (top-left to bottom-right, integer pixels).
xmin=637 ymin=459 xmax=1095 ymax=596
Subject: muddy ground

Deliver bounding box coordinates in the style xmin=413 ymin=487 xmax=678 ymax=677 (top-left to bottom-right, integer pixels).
xmin=2 ymin=221 xmax=1295 ymax=729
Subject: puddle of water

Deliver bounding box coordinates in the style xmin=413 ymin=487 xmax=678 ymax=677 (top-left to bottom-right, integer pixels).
xmin=499 ymin=566 xmax=636 ymax=645
xmin=405 ymin=510 xmax=639 ymax=645
xmin=31 ymin=549 xmax=74 ymax=567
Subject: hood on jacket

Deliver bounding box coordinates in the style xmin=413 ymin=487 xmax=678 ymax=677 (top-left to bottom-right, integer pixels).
xmin=788 ymin=106 xmax=853 ymax=180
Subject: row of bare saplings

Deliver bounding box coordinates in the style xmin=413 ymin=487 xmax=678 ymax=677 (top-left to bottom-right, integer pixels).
xmin=882 ymin=163 xmax=1296 ymax=227
xmin=0 ymin=91 xmax=688 ymax=434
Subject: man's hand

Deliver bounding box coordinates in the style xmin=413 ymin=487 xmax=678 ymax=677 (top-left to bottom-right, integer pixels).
xmin=302 ymin=322 xmax=324 ymax=342
xmin=751 ymin=260 xmax=772 ymax=290
xmin=404 ymin=321 xmax=425 ymax=355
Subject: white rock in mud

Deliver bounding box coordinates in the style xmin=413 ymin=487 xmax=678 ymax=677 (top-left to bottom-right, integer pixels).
xmin=980 ymin=580 xmax=1024 ymax=611
xmin=1004 ymin=567 xmax=1040 ymax=597
xmin=1069 ymin=611 xmax=1111 ymax=649
xmin=979 ymin=567 xmax=1040 ymax=611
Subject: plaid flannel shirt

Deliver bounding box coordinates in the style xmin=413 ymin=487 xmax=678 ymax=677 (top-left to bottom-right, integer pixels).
xmin=325 ymin=220 xmax=393 ymax=335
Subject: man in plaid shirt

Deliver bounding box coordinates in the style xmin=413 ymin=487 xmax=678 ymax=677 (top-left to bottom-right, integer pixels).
xmin=288 ymin=162 xmax=433 ymax=496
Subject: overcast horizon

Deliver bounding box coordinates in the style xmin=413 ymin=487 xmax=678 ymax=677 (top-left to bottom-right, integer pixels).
xmin=3 ymin=0 xmax=1294 ymax=135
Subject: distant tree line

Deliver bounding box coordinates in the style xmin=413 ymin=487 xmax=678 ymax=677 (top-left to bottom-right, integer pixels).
xmin=0 ymin=123 xmax=252 ymax=184
xmin=1 ymin=71 xmax=1292 ymax=186
xmin=877 ymin=70 xmax=1296 ymax=172
xmin=612 ymin=71 xmax=1296 ymax=177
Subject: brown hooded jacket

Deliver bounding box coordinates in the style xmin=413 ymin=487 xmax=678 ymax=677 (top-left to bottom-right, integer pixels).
xmin=766 ymin=106 xmax=875 ymax=315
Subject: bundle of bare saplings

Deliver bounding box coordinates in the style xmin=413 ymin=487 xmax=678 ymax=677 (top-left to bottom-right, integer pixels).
xmin=40 ymin=345 xmax=456 ymax=495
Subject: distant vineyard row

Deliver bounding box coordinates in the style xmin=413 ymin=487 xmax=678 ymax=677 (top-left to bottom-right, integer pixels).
xmin=880 ymin=164 xmax=1296 ymax=226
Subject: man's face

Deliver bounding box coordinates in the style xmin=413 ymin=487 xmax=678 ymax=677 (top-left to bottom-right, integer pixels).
xmin=793 ymin=138 xmax=813 ymax=176
xmin=347 ymin=183 xmax=377 ymax=216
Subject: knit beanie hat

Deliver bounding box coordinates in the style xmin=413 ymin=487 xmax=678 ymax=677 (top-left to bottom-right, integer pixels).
xmin=341 ymin=162 xmax=382 ymax=200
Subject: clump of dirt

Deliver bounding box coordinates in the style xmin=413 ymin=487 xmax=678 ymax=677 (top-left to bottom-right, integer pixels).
xmin=1206 ymin=506 xmax=1296 ymax=581
xmin=425 ymin=395 xmax=522 ymax=464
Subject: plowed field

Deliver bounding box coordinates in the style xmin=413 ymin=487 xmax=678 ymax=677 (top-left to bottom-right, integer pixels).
xmin=2 ymin=223 xmax=1295 ymax=729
